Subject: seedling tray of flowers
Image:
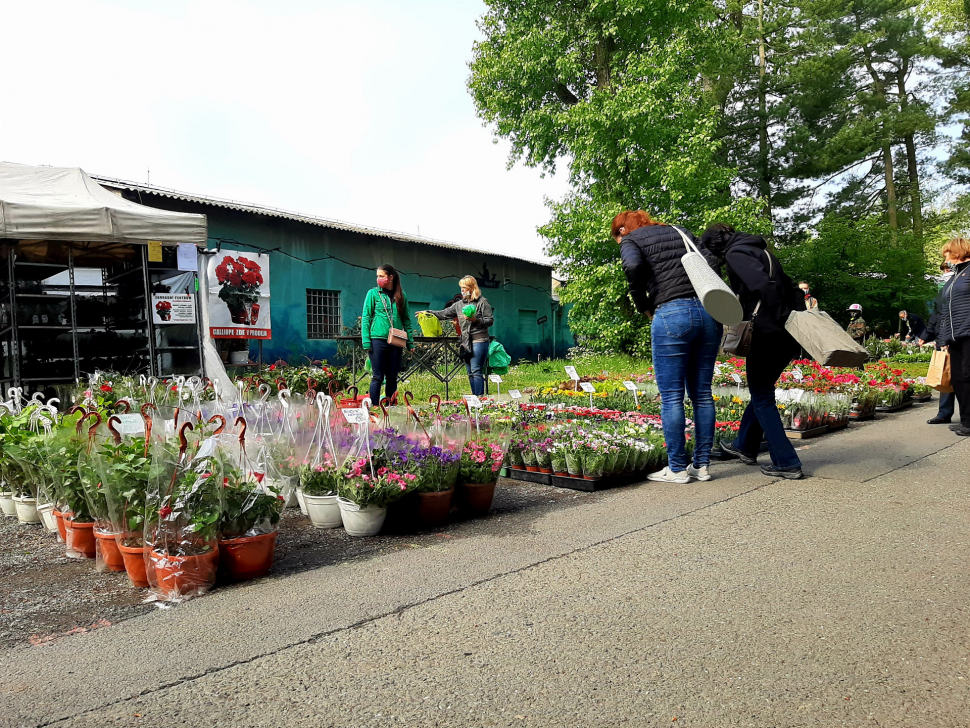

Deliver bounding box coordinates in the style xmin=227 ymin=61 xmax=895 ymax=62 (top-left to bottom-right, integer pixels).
xmin=910 ymin=393 xmax=933 ymax=403
xmin=875 ymin=400 xmax=914 ymax=413
xmin=507 ymin=467 xmax=552 ymax=485
xmin=550 ymin=473 xmax=614 ymax=492
xmin=785 ymin=425 xmax=829 ymax=440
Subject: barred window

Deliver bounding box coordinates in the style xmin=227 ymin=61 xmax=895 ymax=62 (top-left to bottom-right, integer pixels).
xmin=307 ymin=289 xmax=341 ymax=339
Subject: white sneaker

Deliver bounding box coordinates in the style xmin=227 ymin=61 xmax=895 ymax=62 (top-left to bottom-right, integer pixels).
xmin=647 ymin=467 xmax=690 ymax=484
xmin=687 ymin=464 xmax=711 ymax=481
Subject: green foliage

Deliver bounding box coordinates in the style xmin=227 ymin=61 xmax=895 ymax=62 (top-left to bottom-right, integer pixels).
xmin=778 ymin=215 xmax=936 ymax=329
xmin=469 ymin=0 xmax=761 ymax=355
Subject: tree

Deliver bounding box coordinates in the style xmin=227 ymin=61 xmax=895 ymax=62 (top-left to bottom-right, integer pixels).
xmin=469 ymin=0 xmax=759 ymax=354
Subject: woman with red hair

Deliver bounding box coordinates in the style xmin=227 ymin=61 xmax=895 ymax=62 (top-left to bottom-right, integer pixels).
xmin=613 ymin=210 xmax=722 ymax=483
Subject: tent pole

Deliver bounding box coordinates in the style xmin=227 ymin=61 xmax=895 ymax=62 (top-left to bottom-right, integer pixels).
xmin=141 ymin=246 xmax=156 ymax=378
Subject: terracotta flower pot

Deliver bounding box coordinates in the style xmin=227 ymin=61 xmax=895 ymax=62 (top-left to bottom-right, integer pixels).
xmin=456 ymin=481 xmax=497 ymax=516
xmin=65 ymin=519 xmax=96 ymax=558
xmin=417 ymin=488 xmax=454 ymax=528
xmin=119 ymin=543 xmax=150 ymax=588
xmin=538 ymin=468 xmax=553 ymax=474
xmin=94 ymin=530 xmax=126 ymax=572
xmin=553 ymin=471 xmax=568 ymax=477
xmin=53 ymin=509 xmax=69 ymax=542
xmin=219 ymin=531 xmax=277 ymax=581
xmin=525 ymin=466 xmax=539 ymax=472
xmin=150 ymin=547 xmax=220 ymax=598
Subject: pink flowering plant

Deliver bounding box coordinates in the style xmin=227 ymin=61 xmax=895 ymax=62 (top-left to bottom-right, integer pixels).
xmin=337 ymin=456 xmax=418 ymax=508
xmin=458 ymin=433 xmax=509 ymax=484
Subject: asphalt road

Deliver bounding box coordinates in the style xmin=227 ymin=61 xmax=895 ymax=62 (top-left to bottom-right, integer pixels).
xmin=2 ymin=402 xmax=968 ymax=727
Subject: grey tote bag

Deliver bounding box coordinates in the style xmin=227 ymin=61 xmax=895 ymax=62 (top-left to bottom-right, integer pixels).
xmin=672 ymin=226 xmax=743 ymax=326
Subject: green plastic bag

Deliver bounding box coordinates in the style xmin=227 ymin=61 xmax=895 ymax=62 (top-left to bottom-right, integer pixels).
xmin=416 ymin=312 xmax=443 ymax=337
xmin=462 ymin=304 xmax=476 ymax=319
xmin=488 ymin=341 xmax=511 ymax=375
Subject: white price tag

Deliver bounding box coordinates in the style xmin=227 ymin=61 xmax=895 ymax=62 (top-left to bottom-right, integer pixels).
xmin=113 ymin=413 xmax=145 ymax=435
xmin=509 ymin=389 xmax=522 ymax=400
xmin=489 ymin=374 xmax=503 ymax=383
xmin=792 ymin=368 xmax=804 ymax=382
xmin=163 ymin=419 xmax=175 ymax=435
xmin=713 ymin=365 xmax=723 ymax=375
xmin=564 ymin=366 xmax=579 ymax=380
xmin=463 ymin=395 xmax=482 ymax=408
xmin=579 ymin=382 xmax=596 ymax=393
xmin=731 ymin=372 xmax=743 ymax=384
xmin=342 ymin=407 xmax=369 ymax=425
xmin=622 ymin=381 xmax=638 ymax=391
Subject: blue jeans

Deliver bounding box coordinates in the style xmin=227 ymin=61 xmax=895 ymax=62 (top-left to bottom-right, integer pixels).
xmin=368 ymin=339 xmax=403 ymax=405
xmin=937 ymin=391 xmax=956 ymax=420
xmin=651 ymin=297 xmax=722 ymax=471
xmin=466 ymin=341 xmax=488 ymax=396
xmin=731 ymin=330 xmax=802 ymax=470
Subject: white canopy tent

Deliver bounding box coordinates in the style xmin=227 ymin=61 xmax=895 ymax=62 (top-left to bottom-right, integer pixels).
xmin=0 ymin=162 xmax=207 ymax=244
xmin=0 ymin=162 xmax=230 ymax=387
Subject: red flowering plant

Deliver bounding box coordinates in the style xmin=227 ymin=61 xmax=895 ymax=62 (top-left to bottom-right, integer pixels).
xmin=215 ymin=255 xmax=263 ymax=311
xmin=155 ymin=300 xmax=172 ymax=311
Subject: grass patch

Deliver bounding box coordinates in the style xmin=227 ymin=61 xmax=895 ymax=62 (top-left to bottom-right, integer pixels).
xmin=398 ymin=353 xmax=653 ymax=402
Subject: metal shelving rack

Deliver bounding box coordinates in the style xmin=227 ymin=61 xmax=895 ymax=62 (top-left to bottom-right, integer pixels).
xmin=0 ymin=241 xmax=204 ymax=394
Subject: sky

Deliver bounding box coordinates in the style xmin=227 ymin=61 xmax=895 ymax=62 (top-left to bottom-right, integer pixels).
xmin=0 ymin=0 xmax=570 ymax=262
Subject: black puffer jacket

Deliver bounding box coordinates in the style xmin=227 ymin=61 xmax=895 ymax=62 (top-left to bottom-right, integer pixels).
xmin=619 ymin=224 xmax=717 ymax=315
xmin=722 ymin=233 xmax=805 ymax=334
xmin=938 ymin=261 xmax=970 ymax=345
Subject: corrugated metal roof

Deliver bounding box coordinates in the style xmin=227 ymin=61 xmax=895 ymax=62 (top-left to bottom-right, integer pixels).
xmin=93 ymin=175 xmax=551 ymax=268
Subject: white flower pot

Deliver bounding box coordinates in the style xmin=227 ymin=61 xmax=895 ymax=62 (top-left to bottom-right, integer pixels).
xmin=0 ymin=491 xmax=16 ymax=517
xmin=37 ymin=502 xmax=58 ymax=532
xmin=13 ymin=495 xmax=40 ymax=525
xmin=295 ymin=487 xmax=308 ymax=516
xmin=337 ymin=497 xmax=386 ymax=537
xmin=304 ymin=493 xmax=342 ymax=529
xmin=228 ymin=350 xmax=249 ymax=365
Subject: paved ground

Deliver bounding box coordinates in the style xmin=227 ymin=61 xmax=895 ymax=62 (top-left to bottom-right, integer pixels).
xmin=2 ymin=402 xmax=969 ymax=727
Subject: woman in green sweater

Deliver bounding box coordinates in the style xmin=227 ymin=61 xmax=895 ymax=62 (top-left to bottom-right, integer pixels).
xmin=361 ymin=264 xmax=414 ymax=405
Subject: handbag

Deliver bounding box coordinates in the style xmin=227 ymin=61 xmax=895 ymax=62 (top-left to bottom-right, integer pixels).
xmin=720 ymin=251 xmax=773 ymax=357
xmin=926 ymin=349 xmax=954 ymax=393
xmin=378 ymin=292 xmax=407 ymax=348
xmin=672 ymin=226 xmax=743 ymax=326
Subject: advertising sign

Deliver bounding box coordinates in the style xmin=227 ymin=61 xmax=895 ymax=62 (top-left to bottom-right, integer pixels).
xmin=152 ymin=294 xmax=196 ymax=325
xmin=206 ymin=249 xmax=271 ymax=339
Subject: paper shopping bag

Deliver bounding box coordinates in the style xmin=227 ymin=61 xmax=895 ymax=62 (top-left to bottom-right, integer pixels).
xmin=926 ymin=349 xmax=954 ymax=393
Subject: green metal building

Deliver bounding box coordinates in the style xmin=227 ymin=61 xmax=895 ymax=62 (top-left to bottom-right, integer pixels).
xmin=98 ymin=178 xmax=572 ymax=365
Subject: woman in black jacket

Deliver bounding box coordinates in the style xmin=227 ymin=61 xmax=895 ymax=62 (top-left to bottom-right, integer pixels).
xmin=613 ymin=210 xmax=722 ymax=484
xmin=701 ymin=223 xmax=806 ymax=479
xmin=927 ymin=238 xmax=970 ymax=435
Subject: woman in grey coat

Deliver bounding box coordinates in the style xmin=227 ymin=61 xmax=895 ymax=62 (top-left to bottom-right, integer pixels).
xmin=420 ymin=275 xmax=494 ymax=396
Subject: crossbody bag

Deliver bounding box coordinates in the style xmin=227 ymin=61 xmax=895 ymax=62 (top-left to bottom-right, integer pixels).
xmin=377 ymin=292 xmax=408 ymax=348
xmin=720 ymin=251 xmax=773 ymax=357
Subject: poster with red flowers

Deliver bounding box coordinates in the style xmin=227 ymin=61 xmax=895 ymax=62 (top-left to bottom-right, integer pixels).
xmin=151 ymin=294 xmax=196 ymax=325
xmin=206 ymin=250 xmax=271 ymax=339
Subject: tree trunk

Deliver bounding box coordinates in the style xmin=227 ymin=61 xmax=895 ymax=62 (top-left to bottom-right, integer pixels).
xmin=883 ymin=142 xmax=898 ymax=230
xmin=757 ymin=0 xmax=773 ymax=223
xmin=896 ymin=63 xmax=923 ymax=237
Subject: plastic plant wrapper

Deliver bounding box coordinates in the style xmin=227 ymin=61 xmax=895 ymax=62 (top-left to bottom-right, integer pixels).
xmin=94 ymin=410 xmax=154 ymax=552
xmin=78 ymin=415 xmax=119 ymax=571
xmin=218 ymin=417 xmax=287 ymax=540
xmin=300 ymin=395 xmax=361 ymax=497
xmin=458 ymin=429 xmax=510 ymax=485
xmin=145 ymin=421 xmax=224 ymax=601
xmin=52 ymin=410 xmax=102 ymax=558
